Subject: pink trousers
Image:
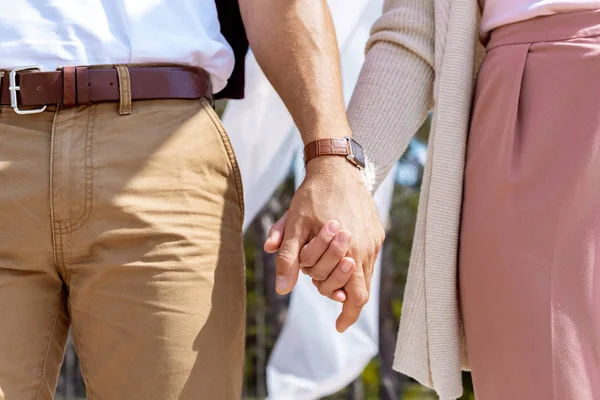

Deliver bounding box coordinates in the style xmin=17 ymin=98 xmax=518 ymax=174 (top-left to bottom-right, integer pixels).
xmin=460 ymin=10 xmax=600 ymax=400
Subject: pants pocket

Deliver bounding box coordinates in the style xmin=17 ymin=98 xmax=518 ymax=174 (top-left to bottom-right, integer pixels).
xmin=198 ymin=97 xmax=245 ymax=224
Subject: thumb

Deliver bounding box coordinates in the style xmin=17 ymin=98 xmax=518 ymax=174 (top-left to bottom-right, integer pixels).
xmin=275 ymin=220 xmax=309 ymax=295
xmin=264 ymin=212 xmax=288 ymax=253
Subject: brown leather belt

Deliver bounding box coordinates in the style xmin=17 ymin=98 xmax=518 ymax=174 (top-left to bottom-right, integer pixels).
xmin=0 ymin=66 xmax=213 ymax=111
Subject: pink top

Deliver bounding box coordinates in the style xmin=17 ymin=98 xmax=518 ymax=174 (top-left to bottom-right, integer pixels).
xmin=481 ymin=1 xmax=600 ymax=34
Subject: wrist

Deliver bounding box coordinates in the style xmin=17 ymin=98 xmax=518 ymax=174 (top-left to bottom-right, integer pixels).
xmin=304 ymin=155 xmax=363 ymax=177
xmin=299 ymin=121 xmax=352 ymax=145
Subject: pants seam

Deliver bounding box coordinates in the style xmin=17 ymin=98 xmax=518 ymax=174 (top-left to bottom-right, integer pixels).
xmin=34 ymin=297 xmax=63 ymax=400
xmin=49 ymin=106 xmax=67 ymax=276
xmin=55 ymin=104 xmax=95 ymax=234
xmin=199 ymin=97 xmax=245 ymax=224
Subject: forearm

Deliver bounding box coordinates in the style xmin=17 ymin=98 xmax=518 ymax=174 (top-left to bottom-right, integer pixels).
xmin=348 ymin=0 xmax=435 ymax=192
xmin=239 ymin=0 xmax=348 ymax=144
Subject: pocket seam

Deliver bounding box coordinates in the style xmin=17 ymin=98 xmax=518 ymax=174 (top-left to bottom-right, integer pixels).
xmin=198 ymin=97 xmax=245 ymax=225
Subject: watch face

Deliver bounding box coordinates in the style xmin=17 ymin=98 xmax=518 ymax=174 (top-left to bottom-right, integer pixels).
xmin=350 ymin=139 xmax=366 ymax=168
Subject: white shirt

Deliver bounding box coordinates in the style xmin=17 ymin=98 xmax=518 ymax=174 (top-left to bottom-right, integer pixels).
xmin=481 ymin=0 xmax=600 ymax=34
xmin=0 ymin=0 xmax=235 ymax=93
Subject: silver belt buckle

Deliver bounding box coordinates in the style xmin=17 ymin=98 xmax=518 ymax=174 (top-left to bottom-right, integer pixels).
xmin=9 ymin=66 xmax=47 ymax=115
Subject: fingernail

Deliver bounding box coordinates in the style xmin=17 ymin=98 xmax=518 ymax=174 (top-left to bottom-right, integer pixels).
xmin=276 ymin=276 xmax=289 ymax=292
xmin=341 ymin=259 xmax=353 ymax=273
xmin=337 ymin=231 xmax=351 ymax=245
xmin=269 ymin=231 xmax=280 ymax=242
xmin=328 ymin=220 xmax=340 ymax=234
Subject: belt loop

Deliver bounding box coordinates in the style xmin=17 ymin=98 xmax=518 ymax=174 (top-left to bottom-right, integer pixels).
xmin=115 ymin=65 xmax=132 ymax=115
xmin=76 ymin=67 xmax=89 ymax=104
xmin=62 ymin=66 xmax=76 ymax=107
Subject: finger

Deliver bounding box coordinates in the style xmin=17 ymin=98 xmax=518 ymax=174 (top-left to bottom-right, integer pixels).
xmin=264 ymin=212 xmax=288 ymax=253
xmin=332 ymin=289 xmax=347 ymax=303
xmin=307 ymin=230 xmax=352 ymax=282
xmin=312 ymin=279 xmax=347 ymax=303
xmin=336 ymin=266 xmax=369 ymax=332
xmin=298 ymin=220 xmax=340 ymax=267
xmin=316 ymin=257 xmax=355 ymax=299
xmin=275 ymin=219 xmax=309 ymax=295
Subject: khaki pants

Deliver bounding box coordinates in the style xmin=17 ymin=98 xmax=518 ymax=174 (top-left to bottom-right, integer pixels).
xmin=0 ymin=92 xmax=246 ymax=399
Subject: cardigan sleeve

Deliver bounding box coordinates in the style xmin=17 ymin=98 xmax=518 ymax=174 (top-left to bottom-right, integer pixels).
xmin=349 ymin=0 xmax=435 ymax=192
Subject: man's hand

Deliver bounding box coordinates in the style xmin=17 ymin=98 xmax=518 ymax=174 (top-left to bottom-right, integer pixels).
xmin=265 ymin=157 xmax=385 ymax=332
xmin=265 ymin=212 xmax=353 ymax=303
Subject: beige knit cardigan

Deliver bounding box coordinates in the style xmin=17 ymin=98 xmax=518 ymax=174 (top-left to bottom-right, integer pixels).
xmin=348 ymin=1 xmax=485 ymax=399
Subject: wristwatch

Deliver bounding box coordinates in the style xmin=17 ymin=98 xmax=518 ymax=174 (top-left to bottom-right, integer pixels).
xmin=303 ymin=136 xmax=366 ymax=169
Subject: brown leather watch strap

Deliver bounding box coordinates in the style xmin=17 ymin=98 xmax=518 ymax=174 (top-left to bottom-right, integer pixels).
xmin=304 ymin=138 xmax=349 ymax=164
xmin=0 ymin=66 xmax=212 ymax=107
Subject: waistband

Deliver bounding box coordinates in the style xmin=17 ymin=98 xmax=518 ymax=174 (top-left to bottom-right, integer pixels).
xmin=488 ymin=9 xmax=600 ymax=50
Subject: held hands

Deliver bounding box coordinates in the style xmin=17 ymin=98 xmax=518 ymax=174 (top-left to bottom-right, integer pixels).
xmin=263 ymin=156 xmax=385 ymax=332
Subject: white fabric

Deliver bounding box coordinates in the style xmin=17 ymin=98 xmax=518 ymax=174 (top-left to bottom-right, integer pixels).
xmin=0 ymin=0 xmax=234 ymax=92
xmin=481 ymin=0 xmax=600 ymax=34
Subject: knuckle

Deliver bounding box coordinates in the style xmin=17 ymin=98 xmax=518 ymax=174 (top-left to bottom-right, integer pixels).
xmin=317 ymin=286 xmax=329 ymax=297
xmin=310 ymin=270 xmax=328 ymax=282
xmin=300 ymin=253 xmax=316 ymax=267
xmin=331 ymin=243 xmax=346 ymax=258
xmin=318 ymin=230 xmax=333 ymax=243
xmin=277 ymin=249 xmax=296 ymax=265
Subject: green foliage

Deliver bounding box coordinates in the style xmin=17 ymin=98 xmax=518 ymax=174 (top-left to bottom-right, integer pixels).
xmin=362 ymin=358 xmax=381 ymax=398
xmin=402 ymin=385 xmax=438 ymax=400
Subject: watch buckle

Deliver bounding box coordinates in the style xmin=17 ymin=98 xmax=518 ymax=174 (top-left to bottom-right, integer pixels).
xmin=344 ymin=136 xmax=364 ymax=170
